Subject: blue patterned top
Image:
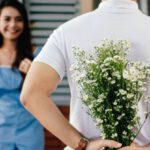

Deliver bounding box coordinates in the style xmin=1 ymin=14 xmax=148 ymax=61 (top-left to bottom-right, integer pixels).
xmin=0 ymin=48 xmax=44 ymax=150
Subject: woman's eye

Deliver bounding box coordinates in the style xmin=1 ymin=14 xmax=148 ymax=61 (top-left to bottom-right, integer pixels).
xmin=16 ymin=17 xmax=23 ymax=22
xmin=4 ymin=17 xmax=10 ymax=21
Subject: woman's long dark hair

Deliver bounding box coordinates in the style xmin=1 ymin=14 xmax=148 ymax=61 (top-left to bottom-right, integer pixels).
xmin=0 ymin=0 xmax=33 ymax=68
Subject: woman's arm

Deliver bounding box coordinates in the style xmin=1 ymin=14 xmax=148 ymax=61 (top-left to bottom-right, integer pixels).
xmin=20 ymin=62 xmax=122 ymax=150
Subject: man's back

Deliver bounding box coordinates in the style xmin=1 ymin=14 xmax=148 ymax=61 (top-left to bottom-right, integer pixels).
xmin=61 ymin=0 xmax=150 ymax=63
xmin=61 ymin=0 xmax=150 ymax=144
xmin=35 ymin=0 xmax=150 ymax=148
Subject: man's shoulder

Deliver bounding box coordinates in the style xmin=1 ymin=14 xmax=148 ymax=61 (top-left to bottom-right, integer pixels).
xmin=60 ymin=10 xmax=96 ymax=30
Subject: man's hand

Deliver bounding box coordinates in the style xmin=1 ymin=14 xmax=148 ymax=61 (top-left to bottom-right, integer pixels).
xmin=86 ymin=139 xmax=122 ymax=150
xmin=119 ymin=142 xmax=150 ymax=150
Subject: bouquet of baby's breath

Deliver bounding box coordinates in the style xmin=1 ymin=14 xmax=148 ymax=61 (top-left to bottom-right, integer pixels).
xmin=71 ymin=39 xmax=150 ymax=149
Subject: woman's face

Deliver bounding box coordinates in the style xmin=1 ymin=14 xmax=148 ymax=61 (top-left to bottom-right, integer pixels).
xmin=0 ymin=6 xmax=24 ymax=41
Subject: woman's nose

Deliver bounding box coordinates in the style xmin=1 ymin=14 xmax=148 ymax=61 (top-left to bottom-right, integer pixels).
xmin=9 ymin=20 xmax=16 ymax=28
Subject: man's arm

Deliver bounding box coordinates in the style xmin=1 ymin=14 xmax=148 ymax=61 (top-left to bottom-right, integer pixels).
xmin=20 ymin=62 xmax=122 ymax=149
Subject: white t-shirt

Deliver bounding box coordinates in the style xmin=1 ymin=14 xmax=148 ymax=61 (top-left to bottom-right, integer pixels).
xmin=35 ymin=0 xmax=150 ymax=149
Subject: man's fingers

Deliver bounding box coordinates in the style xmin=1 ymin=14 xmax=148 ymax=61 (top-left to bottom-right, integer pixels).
xmin=86 ymin=139 xmax=122 ymax=150
xmin=131 ymin=142 xmax=139 ymax=147
xmin=100 ymin=139 xmax=122 ymax=148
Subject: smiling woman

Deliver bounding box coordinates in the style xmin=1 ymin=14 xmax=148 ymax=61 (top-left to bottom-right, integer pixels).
xmin=0 ymin=0 xmax=44 ymax=150
xmin=0 ymin=7 xmax=24 ymax=41
xmin=0 ymin=6 xmax=24 ymax=65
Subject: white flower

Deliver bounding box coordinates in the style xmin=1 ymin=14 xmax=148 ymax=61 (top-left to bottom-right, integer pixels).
xmin=123 ymin=131 xmax=127 ymax=135
xmin=123 ymin=67 xmax=140 ymax=82
xmin=97 ymin=98 xmax=103 ymax=103
xmin=96 ymin=118 xmax=103 ymax=124
xmin=127 ymin=125 xmax=133 ymax=130
xmin=83 ymin=94 xmax=88 ymax=101
xmin=86 ymin=80 xmax=96 ymax=84
xmin=119 ymin=89 xmax=127 ymax=95
xmin=138 ymin=81 xmax=143 ymax=86
xmin=112 ymin=133 xmax=118 ymax=138
xmin=139 ymin=87 xmax=147 ymax=92
xmin=113 ymin=101 xmax=117 ymax=105
xmin=118 ymin=105 xmax=123 ymax=109
xmin=103 ymin=72 xmax=109 ymax=78
xmin=127 ymin=93 xmax=134 ymax=99
xmin=112 ymin=71 xmax=121 ymax=79
xmin=123 ymin=70 xmax=129 ymax=79
xmin=117 ymin=116 xmax=122 ymax=120
xmin=85 ymin=60 xmax=97 ymax=65
xmin=106 ymin=109 xmax=112 ymax=112
xmin=121 ymin=113 xmax=125 ymax=117
xmin=113 ymin=55 xmax=122 ymax=60
xmin=98 ymin=94 xmax=106 ymax=99
xmin=113 ymin=55 xmax=126 ymax=63
xmin=130 ymin=136 xmax=135 ymax=140
xmin=108 ymin=77 xmax=111 ymax=80
xmin=89 ymin=103 xmax=94 ymax=109
xmin=103 ymin=57 xmax=113 ymax=63
xmin=129 ymin=67 xmax=139 ymax=80
xmin=115 ymin=121 xmax=119 ymax=126
xmin=111 ymin=80 xmax=116 ymax=84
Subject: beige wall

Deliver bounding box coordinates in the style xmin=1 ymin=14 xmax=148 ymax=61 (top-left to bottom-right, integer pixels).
xmin=80 ymin=0 xmax=94 ymax=14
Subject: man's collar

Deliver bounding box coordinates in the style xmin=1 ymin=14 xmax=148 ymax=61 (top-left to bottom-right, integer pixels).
xmin=98 ymin=0 xmax=140 ymax=13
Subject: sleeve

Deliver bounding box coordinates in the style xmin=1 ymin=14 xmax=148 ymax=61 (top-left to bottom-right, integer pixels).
xmin=34 ymin=28 xmax=66 ymax=80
